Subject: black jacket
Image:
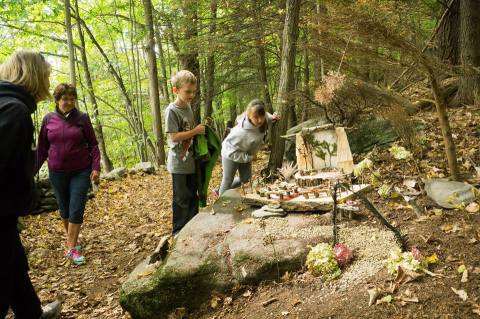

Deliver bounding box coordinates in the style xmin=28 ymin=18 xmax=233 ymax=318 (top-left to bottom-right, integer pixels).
xmin=0 ymin=81 xmax=38 ymax=228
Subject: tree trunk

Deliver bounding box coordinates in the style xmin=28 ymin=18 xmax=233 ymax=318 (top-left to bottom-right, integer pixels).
xmin=64 ymin=0 xmax=76 ymax=86
xmin=180 ymin=4 xmax=201 ymax=124
xmin=457 ymin=0 xmax=480 ymax=105
xmin=268 ymin=0 xmax=301 ymax=173
xmin=204 ymin=0 xmax=217 ymax=121
xmin=423 ymin=60 xmax=461 ymax=181
xmin=302 ymin=38 xmax=310 ymax=122
xmin=154 ymin=24 xmax=170 ymax=102
xmin=252 ymin=0 xmax=274 ymax=141
xmin=143 ymin=0 xmax=166 ymax=166
xmin=75 ymin=0 xmax=114 ymax=172
xmin=435 ymin=0 xmax=459 ymax=65
xmin=229 ymin=104 xmax=237 ymax=124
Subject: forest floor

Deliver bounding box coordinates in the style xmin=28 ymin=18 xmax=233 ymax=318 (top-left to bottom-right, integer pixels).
xmin=12 ymin=105 xmax=480 ymax=319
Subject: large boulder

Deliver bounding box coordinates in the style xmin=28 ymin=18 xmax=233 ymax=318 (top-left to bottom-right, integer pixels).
xmin=130 ymin=162 xmax=155 ymax=175
xmin=102 ymin=167 xmax=126 ymax=181
xmin=120 ymin=190 xmax=333 ymax=318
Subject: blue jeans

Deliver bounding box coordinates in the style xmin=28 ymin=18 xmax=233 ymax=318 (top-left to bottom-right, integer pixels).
xmin=49 ymin=168 xmax=91 ymax=224
xmin=219 ymin=157 xmax=252 ymax=195
xmin=172 ymin=173 xmax=198 ymax=235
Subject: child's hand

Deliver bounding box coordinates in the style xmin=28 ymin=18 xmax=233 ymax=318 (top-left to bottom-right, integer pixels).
xmin=272 ymin=113 xmax=280 ymax=122
xmin=194 ymin=124 xmax=206 ymax=135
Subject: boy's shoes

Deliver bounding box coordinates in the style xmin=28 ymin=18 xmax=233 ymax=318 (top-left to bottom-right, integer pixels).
xmin=40 ymin=300 xmax=62 ymax=319
xmin=64 ymin=249 xmax=85 ymax=265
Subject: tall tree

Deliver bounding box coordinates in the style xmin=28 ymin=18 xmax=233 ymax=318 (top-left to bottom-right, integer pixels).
xmin=180 ymin=2 xmax=201 ymax=124
xmin=74 ymin=0 xmax=114 ymax=172
xmin=268 ymin=0 xmax=301 ymax=173
xmin=252 ymin=0 xmax=274 ymax=141
xmin=457 ymin=0 xmax=480 ymax=105
xmin=143 ymin=0 xmax=166 ymax=166
xmin=435 ymin=0 xmax=459 ymax=65
xmin=204 ymin=0 xmax=217 ymax=121
xmin=64 ymin=0 xmax=76 ymax=86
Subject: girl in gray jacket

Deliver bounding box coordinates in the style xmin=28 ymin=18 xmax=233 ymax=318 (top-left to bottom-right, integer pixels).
xmin=218 ymin=99 xmax=278 ymax=195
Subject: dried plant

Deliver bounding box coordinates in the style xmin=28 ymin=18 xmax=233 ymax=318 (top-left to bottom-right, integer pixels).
xmin=278 ymin=162 xmax=298 ymax=181
xmin=315 ymin=71 xmax=347 ymax=105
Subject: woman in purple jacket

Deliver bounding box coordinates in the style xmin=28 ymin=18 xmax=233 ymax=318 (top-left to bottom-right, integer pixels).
xmin=36 ymin=83 xmax=101 ymax=265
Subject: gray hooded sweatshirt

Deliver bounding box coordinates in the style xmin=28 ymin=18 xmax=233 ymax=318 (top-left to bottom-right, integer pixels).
xmin=221 ymin=112 xmax=272 ymax=163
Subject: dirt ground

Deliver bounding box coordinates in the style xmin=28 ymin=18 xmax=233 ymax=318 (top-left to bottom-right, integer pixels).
xmin=11 ymin=106 xmax=480 ymax=318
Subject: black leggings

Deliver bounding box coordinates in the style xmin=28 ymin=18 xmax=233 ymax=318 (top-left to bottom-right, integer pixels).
xmin=0 ymin=226 xmax=42 ymax=319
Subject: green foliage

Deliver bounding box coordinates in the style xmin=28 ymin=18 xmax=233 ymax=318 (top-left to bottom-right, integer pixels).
xmin=306 ymin=243 xmax=341 ymax=281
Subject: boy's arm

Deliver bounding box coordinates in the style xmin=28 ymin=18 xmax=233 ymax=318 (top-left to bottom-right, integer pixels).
xmin=169 ymin=125 xmax=205 ymax=142
xmin=165 ymin=108 xmax=205 ymax=142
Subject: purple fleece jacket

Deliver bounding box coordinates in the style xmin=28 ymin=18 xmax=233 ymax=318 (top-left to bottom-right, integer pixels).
xmin=36 ymin=108 xmax=101 ymax=173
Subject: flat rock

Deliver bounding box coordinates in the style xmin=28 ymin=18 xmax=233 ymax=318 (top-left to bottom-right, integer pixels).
xmin=102 ymin=167 xmax=126 ymax=181
xmin=120 ymin=190 xmax=335 ymax=318
xmin=425 ymin=178 xmax=479 ymax=209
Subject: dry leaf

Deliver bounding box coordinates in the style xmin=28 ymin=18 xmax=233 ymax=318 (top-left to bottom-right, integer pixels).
xmin=425 ymin=254 xmax=438 ymax=264
xmin=466 ymin=202 xmax=479 ymax=213
xmin=210 ymin=296 xmax=220 ymax=309
xmin=451 ymin=287 xmax=468 ymax=301
xmin=291 ymin=298 xmax=302 ymax=307
xmin=281 ymin=311 xmax=290 ymax=316
xmin=461 ymin=269 xmax=469 ymax=283
xmin=376 ymin=295 xmax=393 ymax=305
xmin=242 ymin=290 xmax=252 ymax=298
xmin=241 ymin=218 xmax=253 ymax=224
xmin=224 ymin=297 xmax=233 ymax=306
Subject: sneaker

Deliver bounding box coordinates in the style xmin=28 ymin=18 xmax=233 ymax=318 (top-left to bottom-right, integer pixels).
xmin=65 ymin=241 xmax=82 ymax=251
xmin=40 ymin=300 xmax=62 ymax=319
xmin=64 ymin=249 xmax=85 ymax=265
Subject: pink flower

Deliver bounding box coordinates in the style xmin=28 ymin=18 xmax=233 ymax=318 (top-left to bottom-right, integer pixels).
xmin=334 ymin=243 xmax=353 ymax=266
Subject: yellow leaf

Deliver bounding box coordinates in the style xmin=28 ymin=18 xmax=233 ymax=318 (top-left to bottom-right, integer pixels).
xmin=458 ymin=264 xmax=466 ymax=274
xmin=241 ymin=218 xmax=253 ymax=224
xmin=425 ymin=254 xmax=438 ymax=264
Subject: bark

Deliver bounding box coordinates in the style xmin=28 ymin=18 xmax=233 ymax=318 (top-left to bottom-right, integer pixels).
xmin=435 ymin=0 xmax=459 ymax=65
xmin=423 ymin=60 xmax=461 ymax=181
xmin=457 ymin=0 xmax=480 ymax=105
xmin=179 ymin=3 xmax=201 ymax=124
xmin=74 ymin=0 xmax=113 ymax=172
xmin=154 ymin=24 xmax=170 ymax=102
xmin=204 ymin=0 xmax=217 ymax=120
xmin=302 ymin=38 xmax=311 ymax=122
xmin=143 ymin=0 xmax=166 ymax=166
xmin=252 ymin=0 xmax=274 ymax=141
xmin=268 ymin=0 xmax=301 ymax=173
xmin=64 ymin=0 xmax=76 ymax=86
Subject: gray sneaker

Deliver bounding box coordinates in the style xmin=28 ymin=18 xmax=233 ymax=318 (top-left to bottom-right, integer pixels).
xmin=40 ymin=300 xmax=62 ymax=319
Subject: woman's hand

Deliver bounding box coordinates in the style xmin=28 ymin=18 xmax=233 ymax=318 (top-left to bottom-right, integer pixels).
xmin=90 ymin=170 xmax=100 ymax=184
xmin=271 ymin=113 xmax=280 ymax=122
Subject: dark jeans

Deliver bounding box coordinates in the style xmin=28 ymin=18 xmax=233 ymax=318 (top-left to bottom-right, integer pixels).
xmin=172 ymin=173 xmax=198 ymax=235
xmin=0 ymin=224 xmax=42 ymax=319
xmin=49 ymin=168 xmax=91 ymax=224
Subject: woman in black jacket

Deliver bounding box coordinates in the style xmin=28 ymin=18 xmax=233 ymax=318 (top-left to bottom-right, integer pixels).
xmin=0 ymin=50 xmax=61 ymax=319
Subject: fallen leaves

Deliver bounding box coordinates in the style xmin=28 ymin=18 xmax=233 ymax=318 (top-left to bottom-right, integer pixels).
xmin=451 ymin=287 xmax=468 ymax=301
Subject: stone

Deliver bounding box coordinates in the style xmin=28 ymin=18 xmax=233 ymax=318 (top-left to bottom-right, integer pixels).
xmin=120 ymin=190 xmax=334 ymax=318
xmin=131 ymin=162 xmax=155 ymax=174
xmin=424 ymin=178 xmax=479 ymax=209
xmin=102 ymin=167 xmax=126 ymax=181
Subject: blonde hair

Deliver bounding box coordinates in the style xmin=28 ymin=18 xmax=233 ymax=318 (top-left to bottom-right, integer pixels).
xmin=171 ymin=70 xmax=197 ymax=89
xmin=0 ymin=50 xmax=51 ymax=102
